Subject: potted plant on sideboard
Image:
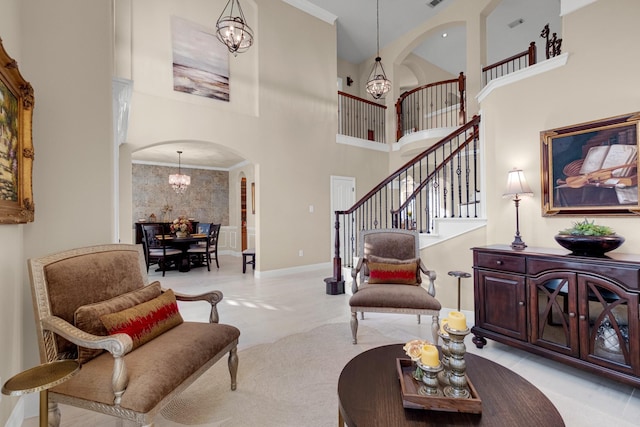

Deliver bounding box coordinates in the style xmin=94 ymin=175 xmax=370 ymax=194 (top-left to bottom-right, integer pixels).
xmin=554 ymin=219 xmax=625 ymax=256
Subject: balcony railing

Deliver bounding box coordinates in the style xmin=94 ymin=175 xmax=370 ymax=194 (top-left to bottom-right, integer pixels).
xmin=395 ymin=73 xmax=467 ymax=141
xmin=482 ymin=42 xmax=537 ymax=86
xmin=338 ymin=91 xmax=387 ymax=144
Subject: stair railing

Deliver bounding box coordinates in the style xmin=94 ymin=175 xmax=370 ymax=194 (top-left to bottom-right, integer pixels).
xmin=338 ymin=91 xmax=387 ymax=143
xmin=329 ymin=116 xmax=481 ymax=282
xmin=390 ymin=118 xmax=480 ymax=231
xmin=395 ymin=72 xmax=466 ymax=141
xmin=482 ymin=42 xmax=537 ymax=86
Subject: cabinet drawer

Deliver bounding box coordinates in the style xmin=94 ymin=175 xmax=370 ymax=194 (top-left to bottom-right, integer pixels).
xmin=475 ymin=252 xmax=526 ymax=274
xmin=528 ymin=259 xmax=640 ymax=291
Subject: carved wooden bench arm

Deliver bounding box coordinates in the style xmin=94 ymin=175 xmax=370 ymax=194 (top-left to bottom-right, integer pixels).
xmin=419 ymin=261 xmax=437 ymax=297
xmin=170 ymin=289 xmax=224 ymax=324
xmin=41 ymin=316 xmax=133 ymax=405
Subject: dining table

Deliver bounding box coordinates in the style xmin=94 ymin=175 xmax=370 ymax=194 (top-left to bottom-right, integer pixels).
xmin=157 ymin=234 xmax=208 ymax=272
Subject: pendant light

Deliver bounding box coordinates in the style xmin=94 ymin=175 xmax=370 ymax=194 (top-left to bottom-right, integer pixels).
xmin=216 ymin=0 xmax=254 ymax=56
xmin=169 ymin=151 xmax=191 ymax=194
xmin=366 ymin=0 xmax=391 ymax=99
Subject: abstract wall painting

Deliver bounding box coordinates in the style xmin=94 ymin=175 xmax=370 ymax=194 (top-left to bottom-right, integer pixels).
xmin=171 ymin=16 xmax=230 ymax=102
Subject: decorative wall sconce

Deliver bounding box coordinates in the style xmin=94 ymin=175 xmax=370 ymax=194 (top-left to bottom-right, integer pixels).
xmin=346 ymin=76 xmax=353 ymax=86
xmin=503 ymin=168 xmax=533 ymax=250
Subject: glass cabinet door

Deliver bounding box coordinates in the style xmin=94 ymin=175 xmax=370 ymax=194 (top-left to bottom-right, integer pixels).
xmin=579 ymin=275 xmax=637 ymax=373
xmin=529 ymin=273 xmax=580 ymax=357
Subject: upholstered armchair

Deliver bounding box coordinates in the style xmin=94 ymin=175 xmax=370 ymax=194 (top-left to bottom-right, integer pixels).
xmin=27 ymin=244 xmax=240 ymax=427
xmin=349 ymin=228 xmax=441 ymax=344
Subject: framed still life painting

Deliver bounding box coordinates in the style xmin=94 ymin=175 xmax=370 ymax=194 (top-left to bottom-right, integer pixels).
xmin=0 ymin=38 xmax=35 ymax=223
xmin=541 ymin=112 xmax=640 ymax=216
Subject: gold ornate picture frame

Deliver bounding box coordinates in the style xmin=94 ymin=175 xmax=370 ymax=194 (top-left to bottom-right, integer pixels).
xmin=0 ymin=38 xmax=34 ymax=223
xmin=541 ymin=112 xmax=640 ymax=216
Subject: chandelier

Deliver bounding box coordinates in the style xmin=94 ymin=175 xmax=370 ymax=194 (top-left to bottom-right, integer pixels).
xmin=169 ymin=151 xmax=191 ymax=194
xmin=366 ymin=0 xmax=391 ymax=99
xmin=216 ymin=0 xmax=254 ymax=56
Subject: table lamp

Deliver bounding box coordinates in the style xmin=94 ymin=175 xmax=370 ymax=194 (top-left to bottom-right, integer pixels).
xmin=503 ymin=168 xmax=533 ymax=250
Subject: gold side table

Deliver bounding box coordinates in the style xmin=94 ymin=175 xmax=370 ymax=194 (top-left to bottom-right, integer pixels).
xmin=2 ymin=360 xmax=79 ymax=427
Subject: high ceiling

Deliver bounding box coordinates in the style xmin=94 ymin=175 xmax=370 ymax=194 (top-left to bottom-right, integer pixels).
xmin=132 ymin=0 xmax=560 ymax=169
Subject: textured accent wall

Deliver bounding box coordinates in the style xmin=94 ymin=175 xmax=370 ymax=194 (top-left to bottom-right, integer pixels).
xmin=132 ymin=164 xmax=229 ymax=226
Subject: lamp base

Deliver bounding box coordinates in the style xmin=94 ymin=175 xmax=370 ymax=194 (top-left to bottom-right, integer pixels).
xmin=511 ymin=235 xmax=527 ymax=250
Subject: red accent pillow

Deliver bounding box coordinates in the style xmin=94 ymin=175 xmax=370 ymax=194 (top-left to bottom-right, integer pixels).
xmin=366 ymin=256 xmax=420 ymax=285
xmin=74 ymin=281 xmax=162 ymax=363
xmin=100 ymin=289 xmax=183 ymax=349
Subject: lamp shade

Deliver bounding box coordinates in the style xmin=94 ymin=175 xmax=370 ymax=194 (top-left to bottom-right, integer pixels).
xmin=503 ymin=168 xmax=533 ymax=198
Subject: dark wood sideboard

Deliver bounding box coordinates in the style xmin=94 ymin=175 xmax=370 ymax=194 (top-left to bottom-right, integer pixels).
xmin=472 ymin=245 xmax=640 ymax=388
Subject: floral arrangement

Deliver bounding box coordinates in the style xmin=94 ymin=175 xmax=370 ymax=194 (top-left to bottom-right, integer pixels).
xmin=170 ymin=216 xmax=193 ymax=234
xmin=403 ymin=339 xmax=435 ymax=380
xmin=403 ymin=339 xmax=432 ymax=361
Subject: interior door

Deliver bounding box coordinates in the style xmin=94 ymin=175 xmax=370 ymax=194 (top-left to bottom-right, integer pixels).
xmin=330 ymin=176 xmax=355 ymax=262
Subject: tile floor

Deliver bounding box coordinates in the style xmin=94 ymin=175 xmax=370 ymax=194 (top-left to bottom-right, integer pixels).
xmin=22 ymin=255 xmax=640 ymax=426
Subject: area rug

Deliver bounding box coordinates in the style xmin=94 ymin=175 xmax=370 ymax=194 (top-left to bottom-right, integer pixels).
xmin=158 ymin=323 xmax=397 ymax=426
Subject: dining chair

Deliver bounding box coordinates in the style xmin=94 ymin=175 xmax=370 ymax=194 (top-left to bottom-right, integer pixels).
xmin=196 ymin=223 xmax=211 ymax=235
xmin=188 ymin=223 xmax=221 ymax=271
xmin=141 ymin=224 xmax=182 ymax=276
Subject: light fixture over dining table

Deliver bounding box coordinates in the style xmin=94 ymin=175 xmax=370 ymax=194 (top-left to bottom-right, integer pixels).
xmin=169 ymin=150 xmax=191 ymax=194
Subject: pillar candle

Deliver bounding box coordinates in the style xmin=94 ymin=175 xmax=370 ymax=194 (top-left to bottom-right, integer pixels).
xmin=440 ymin=318 xmax=449 ymax=335
xmin=448 ymin=311 xmax=467 ymax=330
xmin=420 ymin=344 xmax=440 ymax=367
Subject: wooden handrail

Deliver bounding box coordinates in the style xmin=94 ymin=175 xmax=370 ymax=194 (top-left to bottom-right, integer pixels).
xmin=338 ymin=91 xmax=387 ymax=109
xmin=395 ymin=72 xmax=466 ymax=141
xmin=336 ymin=115 xmax=481 ymax=216
xmin=482 ymin=42 xmax=537 ymax=72
xmin=391 ymin=124 xmax=479 ymax=216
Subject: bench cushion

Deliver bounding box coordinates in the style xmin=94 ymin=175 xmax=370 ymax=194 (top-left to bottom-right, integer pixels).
xmin=50 ymin=321 xmax=240 ymax=413
xmin=349 ymin=283 xmax=441 ymax=311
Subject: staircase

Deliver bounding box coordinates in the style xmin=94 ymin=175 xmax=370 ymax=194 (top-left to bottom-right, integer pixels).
xmin=329 ymin=115 xmax=482 ymax=284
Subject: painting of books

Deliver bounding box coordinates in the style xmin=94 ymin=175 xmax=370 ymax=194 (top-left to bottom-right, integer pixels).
xmin=171 ymin=16 xmax=229 ymax=101
xmin=541 ymin=113 xmax=640 ymax=215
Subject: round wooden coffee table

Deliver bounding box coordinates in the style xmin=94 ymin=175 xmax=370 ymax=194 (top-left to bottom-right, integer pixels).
xmin=338 ymin=344 xmax=564 ymax=427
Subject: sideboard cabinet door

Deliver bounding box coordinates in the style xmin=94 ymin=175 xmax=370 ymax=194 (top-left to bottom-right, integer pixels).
xmin=578 ymin=275 xmax=638 ymax=375
xmin=474 ymin=270 xmax=527 ymax=342
xmin=528 ymin=272 xmax=580 ymax=357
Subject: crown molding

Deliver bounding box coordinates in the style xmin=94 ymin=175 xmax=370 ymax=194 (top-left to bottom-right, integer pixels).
xmin=282 ymin=0 xmax=337 ymax=25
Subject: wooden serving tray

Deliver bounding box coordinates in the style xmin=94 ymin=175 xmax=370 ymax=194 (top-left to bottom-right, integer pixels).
xmin=396 ymin=358 xmax=482 ymax=414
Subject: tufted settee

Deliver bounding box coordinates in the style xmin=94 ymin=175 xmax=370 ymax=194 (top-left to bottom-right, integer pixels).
xmin=27 ymin=243 xmax=240 ymax=427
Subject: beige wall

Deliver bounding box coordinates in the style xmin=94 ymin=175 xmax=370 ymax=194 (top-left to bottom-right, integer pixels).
xmin=0 ymin=0 xmax=114 ymax=423
xmin=481 ymin=0 xmax=640 ymax=255
xmin=0 ymin=3 xmax=24 ymax=423
xmin=120 ymin=0 xmax=389 ymax=271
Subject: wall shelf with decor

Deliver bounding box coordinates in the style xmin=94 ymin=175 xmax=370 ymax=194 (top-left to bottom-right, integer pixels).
xmin=471 ymin=245 xmax=640 ymax=388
